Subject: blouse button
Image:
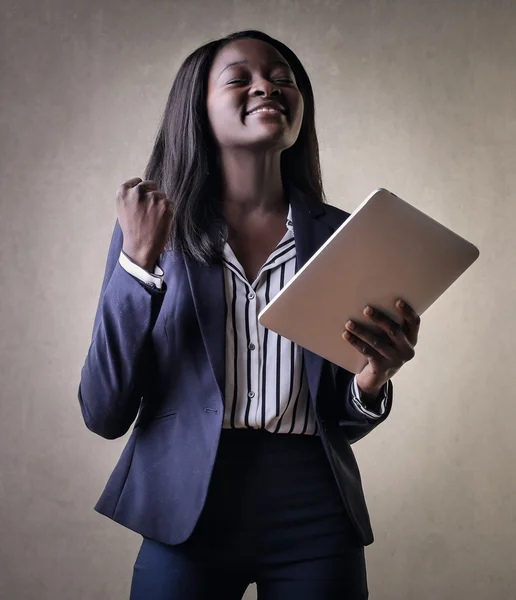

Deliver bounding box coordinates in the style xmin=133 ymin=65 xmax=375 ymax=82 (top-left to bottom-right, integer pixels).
xmin=247 ymin=292 xmax=255 ymax=300
xmin=248 ymin=343 xmax=256 ymax=351
xmin=248 ymin=391 xmax=255 ymax=399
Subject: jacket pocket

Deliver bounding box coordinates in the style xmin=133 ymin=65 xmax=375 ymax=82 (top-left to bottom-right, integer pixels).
xmin=150 ymin=409 xmax=178 ymax=423
xmin=135 ymin=408 xmax=178 ymax=428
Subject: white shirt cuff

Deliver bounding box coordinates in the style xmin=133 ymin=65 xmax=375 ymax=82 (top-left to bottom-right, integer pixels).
xmin=351 ymin=376 xmax=389 ymax=419
xmin=119 ymin=250 xmax=164 ymax=290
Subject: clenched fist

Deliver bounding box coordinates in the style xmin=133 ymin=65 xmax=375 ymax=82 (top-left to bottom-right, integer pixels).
xmin=116 ymin=178 xmax=174 ymax=271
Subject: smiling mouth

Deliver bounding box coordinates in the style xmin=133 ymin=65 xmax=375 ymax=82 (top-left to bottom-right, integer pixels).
xmin=246 ymin=107 xmax=286 ymax=116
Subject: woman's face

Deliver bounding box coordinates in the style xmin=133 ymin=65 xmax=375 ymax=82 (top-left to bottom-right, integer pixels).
xmin=206 ymin=38 xmax=304 ymax=152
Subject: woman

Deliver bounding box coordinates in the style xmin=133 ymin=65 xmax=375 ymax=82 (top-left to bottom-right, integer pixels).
xmin=79 ymin=30 xmax=420 ymax=600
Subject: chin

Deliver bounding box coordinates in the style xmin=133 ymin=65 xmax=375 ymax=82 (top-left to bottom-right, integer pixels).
xmin=245 ymin=127 xmax=297 ymax=150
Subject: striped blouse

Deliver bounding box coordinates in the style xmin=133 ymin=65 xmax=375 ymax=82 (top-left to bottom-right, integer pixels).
xmin=219 ymin=206 xmax=386 ymax=435
xmin=118 ymin=206 xmax=387 ymax=435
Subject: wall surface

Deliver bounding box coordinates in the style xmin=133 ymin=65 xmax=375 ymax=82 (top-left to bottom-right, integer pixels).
xmin=1 ymin=0 xmax=515 ymax=598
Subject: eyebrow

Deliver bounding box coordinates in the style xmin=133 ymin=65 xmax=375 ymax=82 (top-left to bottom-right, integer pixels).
xmin=218 ymin=59 xmax=291 ymax=78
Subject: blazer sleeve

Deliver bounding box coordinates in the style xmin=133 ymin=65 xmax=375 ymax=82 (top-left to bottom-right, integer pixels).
xmin=78 ymin=220 xmax=167 ymax=439
xmin=335 ymin=367 xmax=394 ymax=444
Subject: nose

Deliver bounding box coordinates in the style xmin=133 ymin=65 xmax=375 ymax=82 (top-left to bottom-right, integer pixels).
xmin=250 ymin=79 xmax=282 ymax=98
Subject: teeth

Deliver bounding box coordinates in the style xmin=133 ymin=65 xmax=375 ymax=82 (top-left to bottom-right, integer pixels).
xmin=249 ymin=107 xmax=282 ymax=115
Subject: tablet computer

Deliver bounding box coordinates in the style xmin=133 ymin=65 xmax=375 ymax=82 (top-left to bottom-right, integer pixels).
xmin=258 ymin=188 xmax=479 ymax=374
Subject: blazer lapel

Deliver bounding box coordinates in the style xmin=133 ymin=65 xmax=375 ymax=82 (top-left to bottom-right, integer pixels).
xmin=184 ymin=256 xmax=226 ymax=404
xmin=289 ymin=187 xmax=335 ymax=408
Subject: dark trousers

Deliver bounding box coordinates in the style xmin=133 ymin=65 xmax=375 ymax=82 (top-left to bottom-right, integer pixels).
xmin=130 ymin=429 xmax=369 ymax=599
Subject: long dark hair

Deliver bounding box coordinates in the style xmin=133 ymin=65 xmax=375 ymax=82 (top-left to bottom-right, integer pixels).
xmin=144 ymin=30 xmax=325 ymax=264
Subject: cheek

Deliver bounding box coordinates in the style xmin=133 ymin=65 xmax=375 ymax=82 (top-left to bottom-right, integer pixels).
xmin=207 ymin=94 xmax=243 ymax=138
xmin=291 ymin=94 xmax=305 ymax=131
xmin=206 ymin=96 xmax=221 ymax=134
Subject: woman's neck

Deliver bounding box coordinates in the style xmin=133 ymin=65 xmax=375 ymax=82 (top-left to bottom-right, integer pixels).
xmin=219 ymin=149 xmax=286 ymax=218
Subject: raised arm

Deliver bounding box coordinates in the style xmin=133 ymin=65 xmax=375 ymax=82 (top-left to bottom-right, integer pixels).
xmin=78 ymin=178 xmax=173 ymax=439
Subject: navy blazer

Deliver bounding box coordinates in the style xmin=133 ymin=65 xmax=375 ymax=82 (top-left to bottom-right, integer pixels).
xmin=78 ymin=185 xmax=393 ymax=547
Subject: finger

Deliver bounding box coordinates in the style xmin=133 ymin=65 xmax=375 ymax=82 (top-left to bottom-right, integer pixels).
xmin=362 ymin=305 xmax=414 ymax=356
xmin=149 ymin=190 xmax=167 ymax=201
xmin=120 ymin=177 xmax=143 ymax=190
xmin=396 ymin=299 xmax=421 ymax=345
xmin=344 ymin=321 xmax=394 ymax=361
xmin=342 ymin=330 xmax=383 ymax=362
xmin=362 ymin=306 xmax=402 ymax=338
xmin=137 ymin=180 xmax=158 ymax=192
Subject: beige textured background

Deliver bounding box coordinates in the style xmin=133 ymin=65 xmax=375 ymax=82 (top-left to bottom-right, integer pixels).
xmin=1 ymin=0 xmax=515 ymax=598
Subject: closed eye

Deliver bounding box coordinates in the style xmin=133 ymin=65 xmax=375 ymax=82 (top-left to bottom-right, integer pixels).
xmin=227 ymin=77 xmax=294 ymax=86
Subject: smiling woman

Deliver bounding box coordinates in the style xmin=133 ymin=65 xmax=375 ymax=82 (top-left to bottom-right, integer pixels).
xmin=207 ymin=39 xmax=304 ymax=151
xmin=79 ymin=29 xmax=419 ymax=600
